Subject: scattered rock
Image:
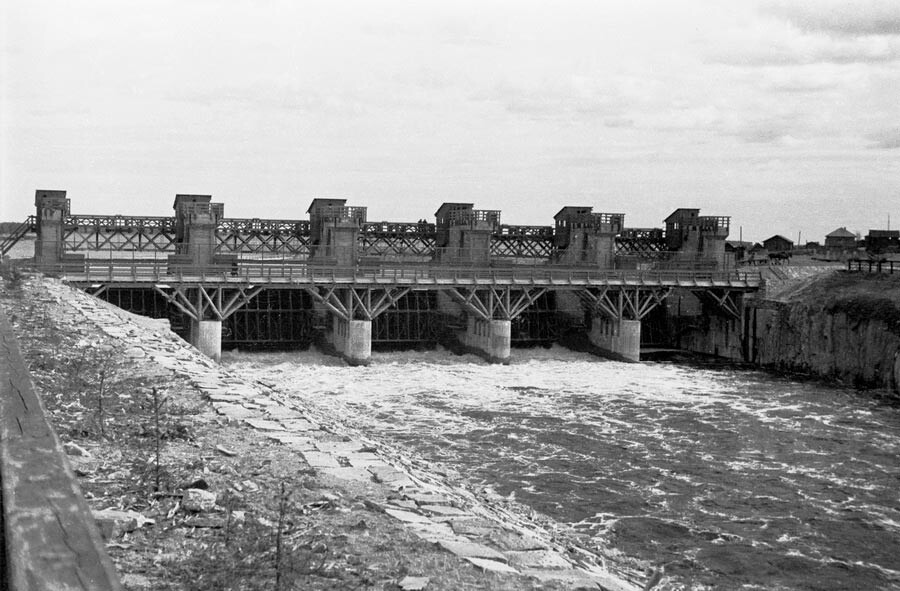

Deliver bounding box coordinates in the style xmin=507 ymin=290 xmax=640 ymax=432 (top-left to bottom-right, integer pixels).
xmin=182 ymin=478 xmax=209 ymax=490
xmin=119 ymin=574 xmax=152 ymax=590
xmin=398 ymin=575 xmax=430 ymax=590
xmin=93 ymin=509 xmax=154 ymax=540
xmin=183 ymin=515 xmax=226 ymax=528
xmin=63 ymin=442 xmax=91 ymax=457
xmin=182 ymin=488 xmax=217 ymax=512
xmin=215 ymin=444 xmax=237 ymax=457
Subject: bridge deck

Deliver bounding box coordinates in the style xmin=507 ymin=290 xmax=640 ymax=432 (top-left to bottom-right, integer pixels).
xmin=57 ymin=260 xmax=762 ymax=290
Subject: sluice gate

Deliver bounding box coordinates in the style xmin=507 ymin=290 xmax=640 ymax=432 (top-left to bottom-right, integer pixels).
xmin=11 ymin=190 xmax=762 ymax=364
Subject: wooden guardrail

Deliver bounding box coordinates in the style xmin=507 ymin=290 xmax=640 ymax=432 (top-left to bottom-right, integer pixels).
xmin=40 ymin=258 xmax=763 ymax=289
xmin=0 ymin=309 xmax=121 ymax=590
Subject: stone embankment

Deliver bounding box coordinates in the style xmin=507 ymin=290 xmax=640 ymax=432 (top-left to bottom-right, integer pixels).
xmin=2 ymin=275 xmax=647 ymax=591
xmin=684 ymin=267 xmax=900 ymax=394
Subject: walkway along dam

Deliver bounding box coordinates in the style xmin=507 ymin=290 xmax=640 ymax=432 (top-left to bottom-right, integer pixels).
xmin=4 ymin=190 xmax=761 ymax=365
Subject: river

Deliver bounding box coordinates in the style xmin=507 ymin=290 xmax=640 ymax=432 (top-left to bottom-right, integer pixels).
xmin=223 ymin=346 xmax=900 ymax=590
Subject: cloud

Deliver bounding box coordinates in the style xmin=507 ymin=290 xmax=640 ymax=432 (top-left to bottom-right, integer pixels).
xmin=710 ymin=32 xmax=900 ymax=66
xmin=723 ymin=116 xmax=809 ymax=144
xmin=867 ymin=128 xmax=900 ymax=149
xmin=761 ymin=0 xmax=900 ymax=36
xmin=762 ymin=64 xmax=858 ymax=93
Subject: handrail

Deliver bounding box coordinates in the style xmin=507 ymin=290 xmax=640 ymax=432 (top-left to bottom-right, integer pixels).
xmin=0 ymin=310 xmax=122 ymax=590
xmin=45 ymin=257 xmax=762 ymax=287
xmin=0 ymin=216 xmax=37 ymax=256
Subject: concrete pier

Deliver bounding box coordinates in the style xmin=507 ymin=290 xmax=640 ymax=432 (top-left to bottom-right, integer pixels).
xmin=589 ymin=317 xmax=641 ymax=362
xmin=463 ymin=317 xmax=511 ymax=364
xmin=190 ymin=320 xmax=222 ymax=362
xmin=331 ymin=317 xmax=372 ymax=366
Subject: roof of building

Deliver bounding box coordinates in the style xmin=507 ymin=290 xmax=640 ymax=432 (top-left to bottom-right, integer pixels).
xmin=306 ymin=198 xmax=347 ymax=214
xmin=826 ymin=227 xmax=856 ymax=238
xmin=763 ymin=234 xmax=794 ymax=245
xmin=554 ymin=206 xmax=593 ymax=220
xmin=868 ymin=229 xmax=900 ymax=238
xmin=725 ymin=240 xmax=754 ymax=249
xmin=663 ymin=208 xmax=700 ymax=223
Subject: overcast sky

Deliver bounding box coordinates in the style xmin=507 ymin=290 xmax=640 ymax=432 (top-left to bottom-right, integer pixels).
xmin=2 ymin=0 xmax=898 ymax=243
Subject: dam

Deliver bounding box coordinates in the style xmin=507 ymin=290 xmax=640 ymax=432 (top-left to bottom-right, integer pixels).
xmin=3 ymin=190 xmax=760 ymax=365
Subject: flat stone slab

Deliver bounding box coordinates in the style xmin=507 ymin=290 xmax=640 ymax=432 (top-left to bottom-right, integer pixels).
xmin=345 ymin=452 xmax=381 ymax=467
xmin=266 ymin=434 xmax=317 ymax=449
xmin=280 ymin=418 xmax=317 ymax=431
xmin=250 ymin=397 xmax=278 ymax=406
xmin=300 ymin=451 xmax=340 ymax=468
xmin=419 ymin=505 xmax=470 ymax=517
xmin=520 ymin=568 xmax=632 ymax=590
xmin=406 ymin=521 xmax=458 ymax=543
xmin=465 ymin=557 xmax=519 ymax=574
xmin=244 ymin=419 xmax=285 ymax=431
xmin=449 ymin=517 xmax=496 ymax=537
xmin=368 ymin=465 xmax=409 ymax=484
xmin=407 ymin=492 xmax=453 ymax=506
xmin=315 ymin=440 xmax=365 ymax=455
xmin=489 ymin=531 xmax=550 ymax=551
xmin=264 ymin=406 xmax=304 ymax=420
xmin=386 ymin=499 xmax=418 ymax=510
xmin=213 ymin=403 xmax=258 ymax=419
xmin=317 ymin=466 xmax=373 ymax=482
xmin=437 ymin=540 xmax=508 ymax=563
xmin=504 ymin=550 xmax=571 ymax=570
xmin=383 ymin=508 xmax=432 ymax=524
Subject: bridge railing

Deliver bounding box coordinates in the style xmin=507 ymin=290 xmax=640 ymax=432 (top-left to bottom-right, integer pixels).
xmin=40 ymin=255 xmax=761 ymax=286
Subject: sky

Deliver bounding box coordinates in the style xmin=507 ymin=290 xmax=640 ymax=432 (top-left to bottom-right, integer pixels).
xmin=1 ymin=0 xmax=898 ymax=244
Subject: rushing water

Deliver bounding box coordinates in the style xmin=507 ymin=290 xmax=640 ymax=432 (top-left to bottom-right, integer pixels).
xmin=223 ymin=347 xmax=900 ymax=590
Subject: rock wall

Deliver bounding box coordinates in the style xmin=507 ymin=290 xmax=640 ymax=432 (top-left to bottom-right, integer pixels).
xmin=683 ymin=299 xmax=900 ymax=392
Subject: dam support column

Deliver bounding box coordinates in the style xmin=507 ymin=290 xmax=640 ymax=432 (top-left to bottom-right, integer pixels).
xmin=588 ymin=317 xmax=641 ymax=362
xmin=306 ymin=287 xmax=410 ymax=366
xmin=330 ymin=317 xmax=372 ymax=366
xmin=463 ymin=317 xmax=511 ymax=364
xmin=190 ymin=320 xmax=223 ymax=363
xmin=154 ymin=285 xmax=263 ymax=363
xmin=445 ymin=286 xmax=547 ymax=364
xmin=578 ymin=287 xmax=672 ymax=363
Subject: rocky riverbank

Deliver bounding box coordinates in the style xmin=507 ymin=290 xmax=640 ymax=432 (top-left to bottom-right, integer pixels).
xmin=682 ymin=268 xmax=900 ymax=394
xmin=0 ymin=272 xmax=648 ymax=591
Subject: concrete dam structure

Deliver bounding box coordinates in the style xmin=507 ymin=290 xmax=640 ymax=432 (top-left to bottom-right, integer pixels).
xmin=7 ymin=190 xmax=761 ymax=364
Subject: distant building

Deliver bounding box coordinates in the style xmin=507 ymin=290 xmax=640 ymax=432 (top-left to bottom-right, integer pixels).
xmin=865 ymin=229 xmax=900 ymax=253
xmin=824 ymin=227 xmax=857 ymax=250
xmin=725 ymin=240 xmax=753 ymax=263
xmin=763 ymin=235 xmax=793 ymax=253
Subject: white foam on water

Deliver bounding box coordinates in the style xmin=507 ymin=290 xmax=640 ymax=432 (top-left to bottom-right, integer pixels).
xmin=223 ymin=346 xmax=900 ymax=589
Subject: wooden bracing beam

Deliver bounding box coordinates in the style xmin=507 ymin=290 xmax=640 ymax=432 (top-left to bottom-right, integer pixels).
xmin=446 ymin=287 xmax=548 ymax=321
xmin=305 ymin=287 xmax=412 ymax=321
xmin=580 ymin=287 xmax=672 ymax=320
xmin=694 ymin=289 xmax=743 ymax=320
xmin=153 ymin=284 xmax=263 ymax=321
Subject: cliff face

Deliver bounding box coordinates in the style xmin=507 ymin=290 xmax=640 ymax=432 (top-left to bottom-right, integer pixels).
xmin=751 ymin=303 xmax=900 ymax=389
xmin=681 ymin=272 xmax=900 ymax=393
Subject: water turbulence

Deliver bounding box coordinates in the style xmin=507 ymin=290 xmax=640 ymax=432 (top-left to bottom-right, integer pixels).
xmin=224 ymin=347 xmax=900 ymax=590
